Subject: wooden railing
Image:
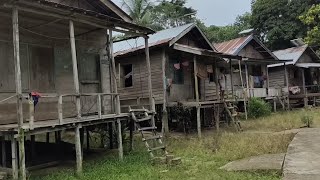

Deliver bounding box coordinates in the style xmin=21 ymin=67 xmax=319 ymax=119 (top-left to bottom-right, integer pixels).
xmin=19 ymin=93 xmax=120 ymax=130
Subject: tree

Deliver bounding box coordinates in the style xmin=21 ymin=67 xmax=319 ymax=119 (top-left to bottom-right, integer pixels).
xmin=300 ymin=4 xmax=320 ymax=46
xmin=200 ymin=13 xmax=252 ymax=43
xmin=251 ymin=0 xmax=316 ymax=50
xmin=151 ymin=0 xmax=197 ymax=30
xmin=121 ymin=0 xmax=153 ymax=26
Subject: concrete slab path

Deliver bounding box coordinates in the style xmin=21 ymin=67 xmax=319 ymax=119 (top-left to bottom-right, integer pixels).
xmin=283 ymin=128 xmax=320 ymax=180
xmin=220 ymin=153 xmax=285 ymax=171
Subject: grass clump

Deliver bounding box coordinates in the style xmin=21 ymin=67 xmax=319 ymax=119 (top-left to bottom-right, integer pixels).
xmin=248 ymin=98 xmax=272 ymax=119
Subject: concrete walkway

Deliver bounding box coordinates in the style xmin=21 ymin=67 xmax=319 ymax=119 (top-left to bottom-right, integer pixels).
xmin=283 ymin=128 xmax=320 ymax=180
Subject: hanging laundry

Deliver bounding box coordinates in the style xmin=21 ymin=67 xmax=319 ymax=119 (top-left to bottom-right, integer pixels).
xmin=182 ymin=61 xmax=189 ymax=67
xmin=197 ymin=63 xmax=208 ymax=79
xmin=174 ymin=63 xmax=181 ymax=70
xmin=207 ymin=65 xmax=213 ymax=73
xmin=29 ymin=91 xmax=42 ymax=107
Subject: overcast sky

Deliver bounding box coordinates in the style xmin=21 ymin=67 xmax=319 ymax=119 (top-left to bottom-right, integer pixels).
xmin=112 ymin=0 xmax=252 ymax=26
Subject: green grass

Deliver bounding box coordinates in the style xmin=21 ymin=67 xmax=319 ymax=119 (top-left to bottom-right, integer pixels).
xmin=31 ymin=108 xmax=317 ymax=180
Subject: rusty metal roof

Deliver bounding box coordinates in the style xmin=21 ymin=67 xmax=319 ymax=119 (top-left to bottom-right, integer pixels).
xmin=213 ymin=35 xmax=278 ymax=61
xmin=214 ymin=35 xmax=253 ymax=55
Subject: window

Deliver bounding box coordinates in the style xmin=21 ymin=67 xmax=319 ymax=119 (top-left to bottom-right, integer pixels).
xmin=169 ymin=60 xmax=184 ymax=84
xmin=121 ymin=64 xmax=133 ymax=88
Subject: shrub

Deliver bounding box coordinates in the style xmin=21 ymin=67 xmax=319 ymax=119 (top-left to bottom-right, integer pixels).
xmin=301 ymin=114 xmax=313 ymax=128
xmin=248 ymin=98 xmax=272 ymax=119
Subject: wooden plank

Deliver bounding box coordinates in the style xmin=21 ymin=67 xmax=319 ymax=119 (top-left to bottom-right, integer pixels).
xmin=284 ymin=63 xmax=290 ymax=110
xmin=29 ymin=99 xmax=35 ymax=130
xmin=69 ymin=20 xmax=81 ymax=119
xmin=75 ymin=125 xmax=82 ymax=176
xmin=161 ymin=48 xmax=169 ymax=136
xmin=193 ymin=56 xmax=201 ymax=138
xmin=58 ymin=95 xmax=63 ymax=124
xmin=97 ymin=94 xmax=102 ymax=118
xmin=109 ymin=30 xmax=121 ymax=115
xmin=11 ymin=136 xmax=18 ymax=180
xmin=117 ymin=119 xmax=123 ymax=160
xmin=144 ymin=37 xmax=155 ymax=126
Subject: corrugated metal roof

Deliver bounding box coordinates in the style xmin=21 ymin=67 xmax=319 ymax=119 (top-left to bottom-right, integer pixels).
xmin=213 ymin=35 xmax=253 ymax=55
xmin=114 ymin=23 xmax=195 ymax=56
xmin=273 ymin=45 xmax=308 ymax=64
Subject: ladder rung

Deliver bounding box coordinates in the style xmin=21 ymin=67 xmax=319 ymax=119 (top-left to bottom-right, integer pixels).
xmin=227 ymin=107 xmax=234 ymax=109
xmin=139 ymin=126 xmax=157 ymax=131
xmin=130 ymin=109 xmax=148 ymax=112
xmin=135 ymin=115 xmax=152 ymax=122
xmin=143 ymin=135 xmax=162 ymax=141
xmin=232 ymin=113 xmax=237 ymax=117
xmin=148 ymin=146 xmax=166 ymax=152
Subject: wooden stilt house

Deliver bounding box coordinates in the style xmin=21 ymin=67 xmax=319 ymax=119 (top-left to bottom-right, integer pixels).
xmin=114 ymin=24 xmax=241 ymax=138
xmin=0 ymin=0 xmax=153 ymax=179
xmin=214 ymin=34 xmax=282 ymax=100
xmin=268 ymin=45 xmax=320 ymax=107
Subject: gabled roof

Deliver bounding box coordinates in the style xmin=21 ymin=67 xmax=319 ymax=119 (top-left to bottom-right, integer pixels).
xmin=213 ymin=35 xmax=278 ymax=60
xmin=268 ymin=45 xmax=320 ymax=68
xmin=45 ymin=0 xmax=132 ymax=22
xmin=114 ymin=23 xmax=216 ymax=57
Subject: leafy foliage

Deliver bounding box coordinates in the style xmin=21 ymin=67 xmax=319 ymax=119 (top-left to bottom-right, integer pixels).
xmin=248 ymin=98 xmax=272 ymax=119
xmin=151 ymin=0 xmax=197 ymax=30
xmin=200 ymin=13 xmax=252 ymax=43
xmin=121 ymin=0 xmax=153 ymax=26
xmin=300 ymin=4 xmax=320 ymax=46
xmin=251 ymin=0 xmax=316 ymax=50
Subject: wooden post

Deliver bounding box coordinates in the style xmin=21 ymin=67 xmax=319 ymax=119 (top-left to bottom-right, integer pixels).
xmin=161 ymin=49 xmax=169 ymax=136
xmin=245 ymin=63 xmax=250 ymax=98
xmin=1 ymin=136 xmax=6 ymax=167
xmin=273 ymin=98 xmax=277 ymax=112
xmin=75 ymin=125 xmax=82 ymax=176
xmin=29 ymin=99 xmax=34 ymax=130
xmin=30 ymin=135 xmax=35 ymax=165
xmin=229 ymin=59 xmax=234 ymax=99
xmin=97 ymin=94 xmax=102 ymax=118
xmin=239 ymin=60 xmax=248 ymax=120
xmin=69 ymin=20 xmax=81 ymax=119
xmin=109 ymin=30 xmax=121 ymax=114
xmin=11 ymin=136 xmax=18 ymax=180
xmin=108 ymin=122 xmax=114 ymax=149
xmin=58 ymin=95 xmax=63 ymax=124
xmin=100 ymin=31 xmax=110 ymax=113
xmin=13 ymin=8 xmax=26 ymax=180
xmin=129 ymin=119 xmax=134 ymax=151
xmin=301 ymin=68 xmax=308 ymax=107
xmin=193 ymin=56 xmax=201 ymax=138
xmin=215 ymin=60 xmax=220 ymax=100
xmin=117 ymin=119 xmax=123 ymax=160
xmin=144 ymin=37 xmax=155 ymax=125
xmin=86 ymin=128 xmax=90 ymax=151
xmin=266 ymin=66 xmax=270 ymax=96
xmin=284 ymin=63 xmax=290 ymax=110
xmin=215 ymin=104 xmax=220 ymax=132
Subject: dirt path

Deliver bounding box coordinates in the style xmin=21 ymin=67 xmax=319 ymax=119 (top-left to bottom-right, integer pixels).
xmin=283 ymin=128 xmax=320 ymax=180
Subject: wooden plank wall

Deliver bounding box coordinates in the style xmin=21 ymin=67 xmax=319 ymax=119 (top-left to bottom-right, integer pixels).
xmin=117 ymin=50 xmax=164 ymax=106
xmin=0 ymin=12 xmax=111 ymax=124
xmin=269 ymin=66 xmax=285 ymax=88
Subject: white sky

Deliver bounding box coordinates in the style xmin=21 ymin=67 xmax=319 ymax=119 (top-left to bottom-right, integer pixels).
xmin=112 ymin=0 xmax=252 ymax=26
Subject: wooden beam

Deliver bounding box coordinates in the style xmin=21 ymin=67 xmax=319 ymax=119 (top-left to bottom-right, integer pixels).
xmin=11 ymin=136 xmax=18 ymax=180
xmin=1 ymin=136 xmax=6 ymax=167
xmin=109 ymin=30 xmax=121 ymax=115
xmin=117 ymin=119 xmax=123 ymax=160
xmin=193 ymin=56 xmax=201 ymax=138
xmin=69 ymin=20 xmax=81 ymax=119
xmin=245 ymin=63 xmax=250 ymax=98
xmin=284 ymin=63 xmax=290 ymax=110
xmin=214 ymin=60 xmax=219 ymax=99
xmin=58 ymin=95 xmax=63 ymax=124
xmin=75 ymin=125 xmax=82 ymax=176
xmin=144 ymin=37 xmax=155 ymax=125
xmin=97 ymin=94 xmax=102 ymax=118
xmin=239 ymin=60 xmax=248 ymax=120
xmin=161 ymin=48 xmax=169 ymax=136
xmin=229 ymin=60 xmax=234 ymax=98
xmin=100 ymin=31 xmax=110 ymax=114
xmin=302 ymin=68 xmax=308 ymax=107
xmin=29 ymin=99 xmax=34 ymax=130
xmin=12 ymin=7 xmax=26 ymax=180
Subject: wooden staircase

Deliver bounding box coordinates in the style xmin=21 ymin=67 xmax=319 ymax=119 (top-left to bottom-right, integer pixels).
xmin=223 ymin=102 xmax=242 ymax=132
xmin=129 ymin=107 xmax=181 ymax=165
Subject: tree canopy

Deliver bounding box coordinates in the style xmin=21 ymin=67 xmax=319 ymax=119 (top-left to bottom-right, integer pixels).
xmin=300 ymin=4 xmax=320 ymax=46
xmin=251 ymin=0 xmax=316 ymax=50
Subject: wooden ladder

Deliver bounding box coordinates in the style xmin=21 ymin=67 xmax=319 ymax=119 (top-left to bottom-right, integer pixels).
xmin=223 ymin=102 xmax=242 ymax=132
xmin=129 ymin=107 xmax=169 ymax=159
